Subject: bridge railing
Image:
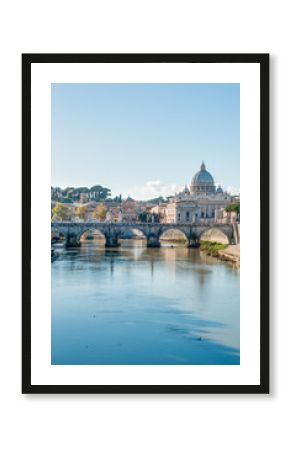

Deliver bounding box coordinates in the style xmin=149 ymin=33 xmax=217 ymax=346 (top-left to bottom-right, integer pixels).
xmin=51 ymin=219 xmax=236 ymax=226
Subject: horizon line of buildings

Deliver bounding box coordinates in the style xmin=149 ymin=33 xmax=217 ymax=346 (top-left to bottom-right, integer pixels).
xmin=52 ymin=162 xmax=240 ymax=224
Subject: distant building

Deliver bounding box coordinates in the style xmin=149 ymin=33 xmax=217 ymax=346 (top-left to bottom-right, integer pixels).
xmin=157 ymin=162 xmax=236 ymax=224
xmin=150 ymin=203 xmax=168 ymax=222
xmin=120 ymin=197 xmax=139 ymax=223
xmin=89 ymin=191 xmax=97 ymax=200
xmin=80 ymin=192 xmax=89 ymax=203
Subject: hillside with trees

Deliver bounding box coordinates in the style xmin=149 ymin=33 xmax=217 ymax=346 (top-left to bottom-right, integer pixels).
xmin=51 ymin=184 xmax=112 ymax=202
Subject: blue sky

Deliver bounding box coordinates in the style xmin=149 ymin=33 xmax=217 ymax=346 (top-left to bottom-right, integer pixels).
xmin=51 ymin=83 xmax=240 ymax=200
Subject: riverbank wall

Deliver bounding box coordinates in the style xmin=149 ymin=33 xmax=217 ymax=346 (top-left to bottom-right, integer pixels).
xmin=218 ymin=244 xmax=240 ymax=267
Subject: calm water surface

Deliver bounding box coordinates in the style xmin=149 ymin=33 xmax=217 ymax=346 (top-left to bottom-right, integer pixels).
xmin=51 ymin=241 xmax=240 ymax=365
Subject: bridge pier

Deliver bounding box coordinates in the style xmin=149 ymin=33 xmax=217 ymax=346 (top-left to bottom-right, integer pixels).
xmin=147 ymin=236 xmax=160 ymax=248
xmin=105 ymin=236 xmax=120 ymax=248
xmin=65 ymin=233 xmax=81 ymax=248
xmin=187 ymin=237 xmax=199 ymax=248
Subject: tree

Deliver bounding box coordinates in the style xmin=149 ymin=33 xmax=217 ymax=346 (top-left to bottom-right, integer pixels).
xmin=75 ymin=205 xmax=87 ymax=219
xmin=51 ymin=187 xmax=62 ymax=201
xmin=138 ymin=211 xmax=148 ymax=223
xmin=92 ymin=203 xmax=107 ymax=221
xmin=75 ymin=187 xmax=89 ymax=193
xmin=52 ymin=203 xmax=73 ymax=221
xmin=138 ymin=211 xmax=159 ymax=223
xmin=62 ymin=187 xmax=75 ymax=196
xmin=225 ymin=202 xmax=240 ymax=214
xmin=73 ymin=187 xmax=89 ymax=201
xmin=111 ymin=195 xmax=122 ymax=203
xmin=90 ymin=185 xmax=111 ymax=201
xmin=146 ymin=196 xmax=165 ymax=205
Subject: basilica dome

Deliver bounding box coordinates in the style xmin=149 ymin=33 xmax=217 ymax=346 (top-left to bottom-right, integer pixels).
xmin=190 ymin=161 xmax=216 ymax=194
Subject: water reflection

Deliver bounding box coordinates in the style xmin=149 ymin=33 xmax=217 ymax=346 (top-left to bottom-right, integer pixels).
xmin=52 ymin=240 xmax=240 ymax=365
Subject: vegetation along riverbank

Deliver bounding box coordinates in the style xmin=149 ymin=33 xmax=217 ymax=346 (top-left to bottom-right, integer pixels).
xmin=200 ymin=241 xmax=240 ymax=267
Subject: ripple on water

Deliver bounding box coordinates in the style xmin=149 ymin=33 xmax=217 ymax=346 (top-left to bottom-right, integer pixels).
xmin=51 ymin=242 xmax=240 ymax=365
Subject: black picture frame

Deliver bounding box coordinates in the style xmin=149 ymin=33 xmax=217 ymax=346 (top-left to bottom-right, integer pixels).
xmin=22 ymin=53 xmax=269 ymax=394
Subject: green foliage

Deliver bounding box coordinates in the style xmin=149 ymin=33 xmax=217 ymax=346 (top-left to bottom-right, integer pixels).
xmin=51 ymin=185 xmax=112 ymax=202
xmin=74 ymin=187 xmax=89 ymax=193
xmin=92 ymin=203 xmax=107 ymax=220
xmin=148 ymin=196 xmax=166 ymax=204
xmin=139 ymin=196 xmax=165 ymax=205
xmin=76 ymin=205 xmax=87 ymax=219
xmin=225 ymin=202 xmax=240 ymax=214
xmin=52 ymin=203 xmax=73 ymax=221
xmin=138 ymin=212 xmax=148 ymax=223
xmin=110 ymin=195 xmax=122 ymax=203
xmin=200 ymin=240 xmax=228 ymax=256
xmin=62 ymin=187 xmax=75 ymax=195
xmin=90 ymin=185 xmax=111 ymax=200
xmin=138 ymin=212 xmax=159 ymax=223
xmin=72 ymin=187 xmax=89 ymax=200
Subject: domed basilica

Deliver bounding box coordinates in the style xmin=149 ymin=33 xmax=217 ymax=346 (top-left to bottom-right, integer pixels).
xmin=163 ymin=161 xmax=233 ymax=223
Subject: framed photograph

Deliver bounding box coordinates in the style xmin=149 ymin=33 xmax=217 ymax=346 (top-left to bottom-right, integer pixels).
xmin=22 ymin=53 xmax=269 ymax=394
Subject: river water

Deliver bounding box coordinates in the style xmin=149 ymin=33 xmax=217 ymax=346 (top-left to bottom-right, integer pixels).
xmin=51 ymin=240 xmax=240 ymax=365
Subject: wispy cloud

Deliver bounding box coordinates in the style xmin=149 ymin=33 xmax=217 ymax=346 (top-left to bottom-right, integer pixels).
xmin=126 ymin=180 xmax=184 ymax=200
xmin=215 ymin=182 xmax=240 ymax=196
xmin=124 ymin=180 xmax=240 ymax=200
xmin=226 ymin=186 xmax=240 ymax=196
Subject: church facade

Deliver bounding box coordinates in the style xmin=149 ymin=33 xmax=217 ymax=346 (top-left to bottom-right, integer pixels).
xmin=158 ymin=162 xmax=234 ymax=224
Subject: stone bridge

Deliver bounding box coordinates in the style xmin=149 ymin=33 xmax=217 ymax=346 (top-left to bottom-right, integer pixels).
xmin=51 ymin=222 xmax=238 ymax=248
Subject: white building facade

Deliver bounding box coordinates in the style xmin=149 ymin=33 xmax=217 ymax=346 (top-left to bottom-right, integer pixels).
xmin=162 ymin=162 xmax=234 ymax=224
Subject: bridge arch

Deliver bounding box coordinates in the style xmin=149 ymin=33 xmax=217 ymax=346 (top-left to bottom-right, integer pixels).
xmin=158 ymin=227 xmax=190 ymax=246
xmin=119 ymin=226 xmax=147 ymax=240
xmin=51 ymin=226 xmax=67 ymax=241
xmin=78 ymin=227 xmax=106 ymax=243
xmin=198 ymin=227 xmax=231 ymax=244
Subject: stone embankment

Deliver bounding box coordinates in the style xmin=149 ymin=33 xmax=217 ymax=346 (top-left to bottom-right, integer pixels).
xmin=218 ymin=244 xmax=240 ymax=267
